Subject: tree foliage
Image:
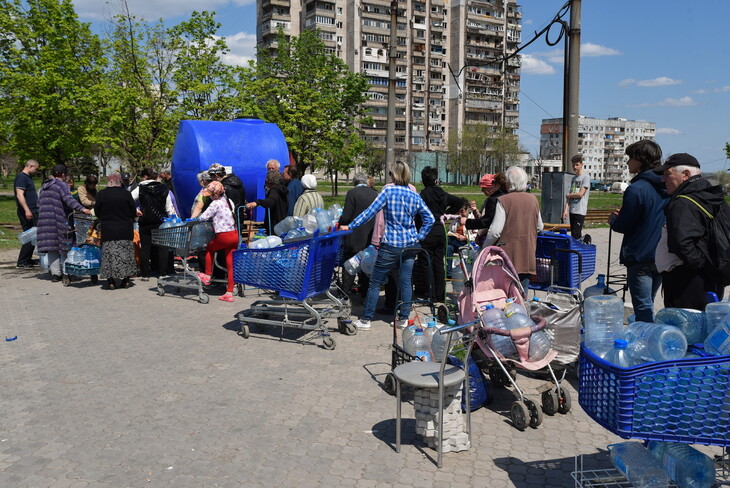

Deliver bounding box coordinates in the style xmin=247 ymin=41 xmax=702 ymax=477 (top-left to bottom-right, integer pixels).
xmin=447 ymin=124 xmax=524 ymax=183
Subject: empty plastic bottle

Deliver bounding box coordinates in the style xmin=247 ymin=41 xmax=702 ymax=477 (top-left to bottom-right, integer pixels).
xmin=480 ymin=304 xmax=516 ymax=357
xmin=159 ymin=218 xmax=174 ymax=229
xmin=503 ymin=297 xmax=527 ymax=318
xmin=401 ymin=325 xmax=417 ymax=348
xmin=430 ymin=326 xmax=450 ymax=362
xmin=583 ymin=273 xmax=617 ymax=298
xmin=274 ymin=216 xmax=297 ymax=236
xmin=704 ymin=312 xmax=730 ymax=356
xmin=283 ymin=228 xmax=307 ymax=242
xmin=624 ymin=322 xmax=688 ymax=362
xmin=647 ymin=441 xmax=715 ymax=488
xmin=313 ymin=208 xmax=331 ymax=234
xmin=39 ymin=253 xmax=49 ymax=271
xmin=450 ymin=261 xmax=466 ymax=294
xmin=583 ymin=295 xmax=625 ymax=358
xmin=704 ymin=301 xmax=730 ymax=338
xmin=423 ymin=318 xmax=439 ymax=348
xmin=604 ymin=339 xmax=638 ymax=368
xmin=344 ymin=252 xmax=363 ymax=275
xmin=301 ymin=213 xmax=318 ymax=235
xmin=404 ymin=329 xmax=432 ymax=362
xmin=655 ymin=308 xmax=705 ymax=345
xmin=360 ymin=246 xmax=378 ymax=275
xmin=528 ymin=328 xmax=552 ymax=362
xmin=610 ymin=441 xmax=671 ymax=488
xmin=66 ymin=247 xmax=80 ymax=265
xmin=17 ymin=226 xmax=37 ymax=245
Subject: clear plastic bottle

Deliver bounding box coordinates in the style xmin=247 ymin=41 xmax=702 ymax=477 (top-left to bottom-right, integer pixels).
xmin=610 ymin=441 xmax=671 ymax=488
xmin=480 ymin=305 xmax=516 ymax=357
xmin=401 ymin=325 xmax=417 ymax=348
xmin=655 ymin=308 xmax=705 ymax=345
xmin=583 ymin=295 xmax=625 ymax=358
xmin=265 ymin=236 xmax=282 ymax=248
xmin=503 ymin=297 xmax=528 ymax=318
xmin=528 ymin=328 xmax=552 ymax=361
xmin=274 ymin=216 xmax=297 ymax=236
xmin=647 ymin=441 xmax=715 ymax=488
xmin=313 ymin=208 xmax=331 ymax=234
xmin=624 ymin=322 xmax=688 ymax=362
xmin=423 ymin=318 xmax=438 ymax=349
xmin=704 ymin=312 xmax=730 ymax=356
xmin=604 ymin=339 xmax=637 ymax=368
xmin=451 ymin=261 xmax=465 ymax=294
xmin=704 ymin=301 xmax=730 ymax=339
xmin=360 ymin=246 xmax=378 ymax=275
xmin=430 ymin=326 xmax=450 ymax=362
xmin=343 ymin=252 xmax=362 ymax=275
xmin=301 ymin=213 xmax=318 ymax=235
xmin=583 ymin=273 xmax=617 ymax=298
xmin=404 ymin=329 xmax=432 ymax=362
xmin=159 ymin=218 xmax=173 ymax=229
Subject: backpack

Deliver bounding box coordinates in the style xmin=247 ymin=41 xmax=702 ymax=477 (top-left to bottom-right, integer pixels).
xmin=678 ymin=195 xmax=730 ymax=286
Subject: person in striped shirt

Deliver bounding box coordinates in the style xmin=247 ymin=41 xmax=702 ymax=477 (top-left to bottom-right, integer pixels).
xmin=341 ymin=161 xmax=435 ymax=330
xmin=293 ymin=174 xmax=324 ymax=217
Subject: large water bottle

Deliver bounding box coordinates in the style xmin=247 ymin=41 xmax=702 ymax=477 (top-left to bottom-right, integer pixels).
xmin=610 ymin=442 xmax=671 ymax=488
xmin=39 ymin=253 xmax=49 ymax=271
xmin=87 ymin=246 xmax=100 ymax=267
xmin=423 ymin=318 xmax=438 ymax=348
xmin=604 ymin=339 xmax=638 ymax=368
xmin=274 ymin=216 xmax=297 ymax=236
xmin=302 ymin=213 xmax=318 ymax=235
xmin=159 ymin=218 xmax=173 ymax=229
xmin=401 ymin=325 xmax=417 ymax=348
xmin=528 ymin=328 xmax=552 ymax=361
xmin=583 ymin=295 xmax=625 ymax=358
xmin=404 ymin=329 xmax=432 ymax=362
xmin=344 ymin=252 xmax=363 ymax=275
xmin=313 ymin=208 xmax=331 ymax=234
xmin=647 ymin=441 xmax=715 ymax=488
xmin=451 ymin=261 xmax=466 ymax=294
xmin=704 ymin=301 xmax=730 ymax=338
xmin=583 ymin=273 xmax=617 ymax=298
xmin=430 ymin=326 xmax=450 ymax=362
xmin=480 ymin=305 xmax=516 ymax=357
xmin=17 ymin=226 xmax=37 ymax=245
xmin=655 ymin=308 xmax=705 ymax=345
xmin=503 ymin=297 xmax=527 ymax=318
xmin=360 ymin=246 xmax=378 ymax=276
xmin=66 ymin=247 xmax=80 ymax=265
xmin=624 ymin=322 xmax=688 ymax=362
xmin=704 ymin=312 xmax=730 ymax=356
xmin=283 ymin=228 xmax=305 ymax=242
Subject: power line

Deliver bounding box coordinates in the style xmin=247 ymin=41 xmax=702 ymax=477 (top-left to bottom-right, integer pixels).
xmin=519 ymin=89 xmax=555 ymax=118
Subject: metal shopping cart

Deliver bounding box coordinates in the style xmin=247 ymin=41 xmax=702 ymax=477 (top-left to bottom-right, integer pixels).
xmin=232 ymin=230 xmax=352 ymax=350
xmin=63 ymin=212 xmax=101 ymax=287
xmin=152 ymin=220 xmax=214 ymax=303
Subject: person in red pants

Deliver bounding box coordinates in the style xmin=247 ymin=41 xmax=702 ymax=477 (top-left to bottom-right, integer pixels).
xmin=197 ymin=181 xmax=238 ymax=302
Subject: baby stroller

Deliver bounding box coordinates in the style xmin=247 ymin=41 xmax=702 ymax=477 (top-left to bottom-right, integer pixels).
xmin=457 ymin=246 xmax=570 ymax=430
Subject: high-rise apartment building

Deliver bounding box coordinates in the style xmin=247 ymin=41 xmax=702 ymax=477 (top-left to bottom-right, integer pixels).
xmin=256 ymin=0 xmax=522 ymax=160
xmin=540 ymin=116 xmax=657 ymax=183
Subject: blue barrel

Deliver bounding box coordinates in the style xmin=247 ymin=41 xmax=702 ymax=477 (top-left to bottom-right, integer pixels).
xmin=171 ymin=118 xmax=290 ymax=220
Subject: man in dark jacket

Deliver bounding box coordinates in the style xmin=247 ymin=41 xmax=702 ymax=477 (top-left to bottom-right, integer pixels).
xmin=208 ymin=163 xmax=245 ymax=218
xmin=338 ymin=173 xmax=378 ymax=298
xmin=283 ymin=165 xmax=303 ymax=217
xmin=245 ymin=170 xmax=287 ymax=235
xmin=654 ymin=153 xmax=727 ymax=309
xmin=610 ymin=140 xmax=669 ymax=322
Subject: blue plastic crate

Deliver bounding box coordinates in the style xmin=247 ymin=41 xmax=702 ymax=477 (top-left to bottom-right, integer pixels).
xmin=530 ymin=230 xmax=596 ymax=291
xmin=579 ymin=345 xmax=730 ymax=446
xmin=232 ymin=231 xmax=348 ymax=301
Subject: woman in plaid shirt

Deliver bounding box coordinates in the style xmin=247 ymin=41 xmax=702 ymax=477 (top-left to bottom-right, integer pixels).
xmin=341 ymin=161 xmax=435 ymax=330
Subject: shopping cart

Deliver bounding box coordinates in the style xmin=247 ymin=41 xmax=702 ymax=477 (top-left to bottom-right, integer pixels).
xmin=232 ymin=230 xmax=352 ymax=350
xmin=152 ymin=220 xmax=214 ymax=303
xmin=530 ymin=230 xmax=596 ymax=293
xmin=63 ymin=212 xmax=100 ymax=287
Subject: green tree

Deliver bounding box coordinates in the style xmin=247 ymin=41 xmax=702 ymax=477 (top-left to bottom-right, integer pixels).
xmin=446 ymin=123 xmax=490 ymax=184
xmin=0 ymin=0 xmax=107 ymax=169
xmin=488 ymin=128 xmax=524 ymax=173
xmin=725 ymin=142 xmax=729 ymax=159
xmin=235 ymin=29 xmax=370 ymax=177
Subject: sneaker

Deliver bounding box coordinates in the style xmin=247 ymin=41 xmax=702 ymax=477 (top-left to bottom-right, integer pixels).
xmin=16 ymin=262 xmax=34 ymax=269
xmin=219 ymin=292 xmax=234 ymax=302
xmin=197 ymin=273 xmax=211 ymax=285
xmin=353 ymin=319 xmax=371 ymax=330
xmin=51 ymin=275 xmax=62 ymax=283
xmin=395 ymin=319 xmax=409 ymax=329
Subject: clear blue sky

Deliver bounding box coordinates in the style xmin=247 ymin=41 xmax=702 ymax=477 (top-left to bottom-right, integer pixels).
xmin=74 ymin=0 xmax=730 ymax=172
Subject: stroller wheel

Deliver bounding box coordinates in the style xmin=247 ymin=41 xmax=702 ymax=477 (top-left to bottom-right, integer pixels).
xmin=558 ymin=387 xmax=572 ymax=414
xmin=541 ymin=388 xmax=559 ymax=416
xmin=510 ymin=401 xmax=530 ymax=431
xmin=525 ymin=399 xmax=543 ymax=428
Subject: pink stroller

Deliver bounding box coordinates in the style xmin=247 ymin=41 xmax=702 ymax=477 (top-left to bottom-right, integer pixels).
xmin=456 ymin=246 xmax=570 ymax=430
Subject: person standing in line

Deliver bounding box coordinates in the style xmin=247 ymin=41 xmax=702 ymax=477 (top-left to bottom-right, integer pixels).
xmin=131 ymin=168 xmax=175 ymax=278
xmin=158 ymin=168 xmax=181 ymax=217
xmin=283 ymin=165 xmax=303 ymax=216
xmin=340 ymin=161 xmax=435 ymax=330
xmin=245 ymin=170 xmax=288 ymax=236
xmin=463 ymin=172 xmax=507 ymax=247
xmin=266 ymin=159 xmax=281 ymax=173
xmin=292 ymin=175 xmax=324 ymax=217
xmin=654 ymin=153 xmax=728 ymax=309
xmin=563 ymin=154 xmax=590 ymax=239
xmin=77 ymin=175 xmax=98 ymax=209
xmin=609 ymin=140 xmax=668 ymax=322
xmin=122 ymin=172 xmax=137 ymax=193
xmin=207 ymin=163 xmax=245 ymax=216
xmin=14 ymin=159 xmax=40 ymax=269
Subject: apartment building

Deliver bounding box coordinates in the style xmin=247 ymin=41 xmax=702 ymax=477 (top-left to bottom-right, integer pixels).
xmin=256 ymin=0 xmax=522 ymax=161
xmin=540 ymin=115 xmax=657 ymax=183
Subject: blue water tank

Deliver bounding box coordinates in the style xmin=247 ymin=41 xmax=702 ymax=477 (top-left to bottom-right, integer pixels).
xmin=171 ymin=118 xmax=290 ymax=220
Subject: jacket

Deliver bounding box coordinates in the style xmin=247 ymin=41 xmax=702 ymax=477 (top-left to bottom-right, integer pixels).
xmin=664 ymin=175 xmax=727 ymax=271
xmin=94 ymin=187 xmax=137 ymax=242
xmin=138 ymin=181 xmax=169 ymax=226
xmin=256 ymin=183 xmax=288 ymax=235
xmin=37 ymin=178 xmax=87 ymax=253
xmin=339 ymin=184 xmax=378 ymax=256
xmin=286 ymin=178 xmax=303 ymax=216
xmin=418 ymin=185 xmax=463 ymax=243
xmin=222 ymin=173 xmax=245 ymax=208
xmin=610 ymin=170 xmax=669 ymax=266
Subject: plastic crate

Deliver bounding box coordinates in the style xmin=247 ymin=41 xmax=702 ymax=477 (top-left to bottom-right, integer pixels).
xmin=578 ymin=345 xmax=730 ymax=446
xmin=64 ymin=262 xmax=100 ymax=277
xmin=232 ymin=231 xmax=347 ymax=301
xmin=530 ymin=231 xmax=596 ymax=291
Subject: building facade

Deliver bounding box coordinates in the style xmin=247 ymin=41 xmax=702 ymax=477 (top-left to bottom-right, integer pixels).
xmin=256 ymin=0 xmax=522 ymax=161
xmin=539 ymin=115 xmax=657 ymax=183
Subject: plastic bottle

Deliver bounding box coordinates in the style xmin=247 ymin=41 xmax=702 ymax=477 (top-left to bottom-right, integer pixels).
xmin=265 ymin=236 xmax=282 ymax=248
xmin=655 ymin=308 xmax=705 ymax=345
xmin=609 ymin=441 xmax=671 ymax=488
xmin=66 ymin=247 xmax=80 ymax=265
xmin=283 ymin=228 xmax=306 ymax=242
xmin=604 ymin=339 xmax=638 ymax=368
xmin=251 ymin=229 xmax=267 ymax=242
xmin=404 ymin=329 xmax=432 ymax=362
xmin=302 ymin=213 xmax=318 ymax=235
xmin=503 ymin=297 xmax=528 ymax=318
xmin=528 ymin=328 xmax=552 ymax=361
xmin=423 ymin=318 xmax=439 ymax=348
xmin=313 ymin=208 xmax=331 ymax=234
xmin=624 ymin=322 xmax=688 ymax=362
xmin=480 ymin=305 xmax=516 ymax=357
xmin=159 ymin=218 xmax=173 ymax=229
xmin=39 ymin=253 xmax=49 ymax=271
xmin=647 ymin=441 xmax=715 ymax=488
xmin=704 ymin=301 xmax=730 ymax=338
xmin=17 ymin=226 xmax=37 ymax=245
xmin=274 ymin=216 xmax=297 ymax=236
xmin=583 ymin=295 xmax=625 ymax=358
xmin=401 ymin=325 xmax=417 ymax=348
xmin=344 ymin=252 xmax=362 ymax=275
xmin=360 ymin=246 xmax=378 ymax=276
xmin=451 ymin=261 xmax=465 ymax=294
xmin=703 ymin=312 xmax=730 ymax=356
xmin=430 ymin=327 xmax=450 ymax=362
xmin=583 ymin=274 xmax=617 ymax=298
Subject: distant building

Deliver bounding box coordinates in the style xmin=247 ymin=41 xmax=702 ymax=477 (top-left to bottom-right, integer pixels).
xmin=539 ymin=115 xmax=657 ymax=183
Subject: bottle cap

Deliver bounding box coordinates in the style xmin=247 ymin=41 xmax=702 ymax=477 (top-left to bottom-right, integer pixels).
xmin=614 ymin=339 xmax=628 ymax=348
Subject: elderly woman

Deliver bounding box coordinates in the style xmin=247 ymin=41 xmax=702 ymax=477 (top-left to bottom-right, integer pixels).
xmin=484 ymin=166 xmax=544 ymax=291
xmin=245 ymin=170 xmax=288 ymax=235
xmin=293 ymin=174 xmax=324 ymax=217
xmin=340 ymin=161 xmax=435 ymax=330
xmin=190 ymin=170 xmax=214 ymax=218
xmin=77 ymin=175 xmax=98 ymax=209
xmin=463 ymin=172 xmax=507 ymax=246
xmin=95 ymin=173 xmax=138 ymax=289
xmin=196 ymin=181 xmax=238 ymax=303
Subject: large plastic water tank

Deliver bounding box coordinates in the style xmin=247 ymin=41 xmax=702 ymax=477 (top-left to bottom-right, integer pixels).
xmin=171 ymin=118 xmax=290 ymax=220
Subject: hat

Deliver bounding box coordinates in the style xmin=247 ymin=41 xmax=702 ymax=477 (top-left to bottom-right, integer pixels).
xmin=479 ymin=173 xmax=496 ymax=188
xmin=653 ymin=153 xmax=700 ymax=173
xmin=208 ymin=163 xmax=226 ymax=175
xmin=51 ymin=164 xmax=67 ymax=176
xmin=301 ymin=174 xmax=317 ymax=190
xmin=121 ymin=172 xmax=131 ymax=180
xmin=203 ymin=181 xmax=225 ymax=197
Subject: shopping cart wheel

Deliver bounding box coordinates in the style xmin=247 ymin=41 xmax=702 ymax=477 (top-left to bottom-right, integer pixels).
xmin=322 ymin=336 xmax=336 ymax=350
xmin=238 ymin=324 xmax=250 ymax=339
xmin=383 ymin=373 xmax=397 ymax=396
xmin=525 ymin=399 xmax=543 ymax=428
xmin=510 ymin=401 xmax=530 ymax=431
xmin=62 ymin=275 xmax=70 ymax=287
xmin=557 ymin=387 xmax=572 ymax=414
xmin=198 ymin=293 xmax=210 ymax=304
xmin=157 ymin=285 xmax=165 ymax=296
xmin=90 ymin=275 xmax=98 ymax=284
xmin=338 ymin=318 xmax=357 ymax=336
xmin=541 ymin=388 xmax=559 ymax=416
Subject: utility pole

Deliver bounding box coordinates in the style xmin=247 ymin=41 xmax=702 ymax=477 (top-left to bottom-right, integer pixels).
xmin=386 ymin=0 xmax=398 ymax=168
xmin=564 ymin=0 xmax=581 ymax=171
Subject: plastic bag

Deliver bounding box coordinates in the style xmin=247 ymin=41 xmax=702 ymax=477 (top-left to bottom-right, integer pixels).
xmin=448 ymin=355 xmax=490 ymax=412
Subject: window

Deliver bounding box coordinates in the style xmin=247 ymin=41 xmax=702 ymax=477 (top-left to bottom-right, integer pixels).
xmin=315 ymin=15 xmax=334 ymax=25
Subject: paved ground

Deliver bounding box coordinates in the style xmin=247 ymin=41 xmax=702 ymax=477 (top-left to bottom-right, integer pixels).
xmin=0 ymin=228 xmax=722 ymax=487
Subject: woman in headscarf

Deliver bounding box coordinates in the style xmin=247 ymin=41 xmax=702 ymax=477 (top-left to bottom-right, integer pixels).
xmin=95 ymin=173 xmax=138 ymax=289
xmin=77 ymin=175 xmax=98 ymax=209
xmin=196 ymin=181 xmax=238 ymax=303
xmin=245 ymin=170 xmax=288 ymax=235
xmin=292 ymin=174 xmax=324 ymax=217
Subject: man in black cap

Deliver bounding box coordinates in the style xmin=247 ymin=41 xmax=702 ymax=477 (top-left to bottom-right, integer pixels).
xmin=122 ymin=172 xmax=137 ymax=193
xmin=654 ymin=153 xmax=728 ymax=309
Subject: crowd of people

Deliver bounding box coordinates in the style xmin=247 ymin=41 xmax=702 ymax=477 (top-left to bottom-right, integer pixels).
xmin=13 ymin=143 xmax=730 ymax=318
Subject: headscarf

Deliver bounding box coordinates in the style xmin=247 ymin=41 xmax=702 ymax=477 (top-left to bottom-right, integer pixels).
xmin=106 ymin=173 xmax=122 ymax=188
xmin=204 ymin=180 xmax=225 ymax=198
